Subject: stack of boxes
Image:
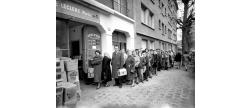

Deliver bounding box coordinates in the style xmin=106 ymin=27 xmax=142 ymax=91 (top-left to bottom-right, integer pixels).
xmin=56 ymin=58 xmax=81 ymax=107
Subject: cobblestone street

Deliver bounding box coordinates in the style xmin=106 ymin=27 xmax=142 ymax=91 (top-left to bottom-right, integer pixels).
xmin=76 ymin=69 xmax=195 ymax=108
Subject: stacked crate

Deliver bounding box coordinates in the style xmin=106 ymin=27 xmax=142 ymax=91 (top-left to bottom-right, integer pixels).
xmin=56 ymin=58 xmax=67 ymax=107
xmin=56 ymin=58 xmax=81 ymax=107
xmin=64 ymin=59 xmax=81 ymax=102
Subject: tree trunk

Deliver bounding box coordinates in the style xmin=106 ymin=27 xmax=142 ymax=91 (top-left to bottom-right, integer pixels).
xmin=182 ymin=2 xmax=189 ymax=54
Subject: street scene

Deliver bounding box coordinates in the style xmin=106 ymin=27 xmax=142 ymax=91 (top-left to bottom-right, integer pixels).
xmin=76 ymin=69 xmax=194 ymax=108
xmin=56 ymin=0 xmax=195 ymax=108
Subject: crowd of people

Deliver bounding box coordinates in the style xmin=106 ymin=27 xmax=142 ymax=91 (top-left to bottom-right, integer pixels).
xmin=90 ymin=45 xmax=193 ymax=89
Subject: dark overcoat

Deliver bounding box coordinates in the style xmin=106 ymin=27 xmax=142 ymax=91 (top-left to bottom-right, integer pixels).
xmin=91 ymin=55 xmax=103 ymax=83
xmin=102 ymin=56 xmax=112 ymax=82
xmin=111 ymin=51 xmax=124 ymax=78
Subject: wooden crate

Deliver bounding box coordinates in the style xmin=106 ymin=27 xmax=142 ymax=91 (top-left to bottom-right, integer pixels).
xmin=67 ymin=70 xmax=79 ymax=83
xmin=56 ymin=60 xmax=64 ymax=72
xmin=56 ymin=87 xmax=64 ymax=107
xmin=56 ymin=71 xmax=67 ymax=82
xmin=64 ymin=59 xmax=78 ymax=71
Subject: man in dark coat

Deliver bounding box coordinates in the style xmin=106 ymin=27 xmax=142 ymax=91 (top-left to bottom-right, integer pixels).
xmin=157 ymin=49 xmax=162 ymax=71
xmin=111 ymin=46 xmax=124 ymax=88
xmin=144 ymin=49 xmax=152 ymax=81
xmin=152 ymin=50 xmax=158 ymax=75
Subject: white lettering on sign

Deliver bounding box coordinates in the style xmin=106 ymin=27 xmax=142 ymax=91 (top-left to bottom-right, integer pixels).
xmin=88 ymin=33 xmax=100 ymax=39
xmin=56 ymin=0 xmax=98 ymax=19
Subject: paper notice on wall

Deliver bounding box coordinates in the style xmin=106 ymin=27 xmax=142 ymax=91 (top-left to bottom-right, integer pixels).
xmin=92 ymin=46 xmax=96 ymax=49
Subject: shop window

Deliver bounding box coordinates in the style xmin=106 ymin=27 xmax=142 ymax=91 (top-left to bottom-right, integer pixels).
xmin=141 ymin=39 xmax=148 ymax=50
xmin=150 ymin=41 xmax=154 ymax=49
xmin=56 ymin=19 xmax=69 ymax=57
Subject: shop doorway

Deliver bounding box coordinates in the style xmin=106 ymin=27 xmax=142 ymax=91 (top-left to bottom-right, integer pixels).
xmin=71 ymin=41 xmax=80 ymax=57
xmin=112 ymin=31 xmax=127 ymax=51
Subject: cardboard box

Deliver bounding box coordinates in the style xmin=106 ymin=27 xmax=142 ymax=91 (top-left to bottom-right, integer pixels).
xmin=61 ymin=82 xmax=78 ymax=104
xmin=67 ymin=70 xmax=79 ymax=82
xmin=64 ymin=59 xmax=78 ymax=71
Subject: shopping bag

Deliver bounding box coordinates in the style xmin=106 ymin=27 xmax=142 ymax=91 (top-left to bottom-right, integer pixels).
xmin=118 ymin=68 xmax=127 ymax=76
xmin=88 ymin=67 xmax=94 ymax=73
xmin=87 ymin=68 xmax=94 ymax=78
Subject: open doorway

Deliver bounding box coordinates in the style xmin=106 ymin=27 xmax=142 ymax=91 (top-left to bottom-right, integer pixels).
xmin=112 ymin=31 xmax=127 ymax=52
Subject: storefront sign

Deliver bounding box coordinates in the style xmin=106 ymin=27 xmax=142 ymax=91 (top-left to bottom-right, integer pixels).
xmin=87 ymin=33 xmax=100 ymax=39
xmin=56 ymin=0 xmax=99 ymax=23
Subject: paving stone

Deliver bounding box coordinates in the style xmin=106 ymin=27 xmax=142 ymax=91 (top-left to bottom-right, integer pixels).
xmin=75 ymin=69 xmax=195 ymax=108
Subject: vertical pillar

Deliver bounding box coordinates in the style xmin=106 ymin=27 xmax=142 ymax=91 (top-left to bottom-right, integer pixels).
xmin=126 ymin=32 xmax=135 ymax=51
xmin=101 ymin=32 xmax=113 ymax=57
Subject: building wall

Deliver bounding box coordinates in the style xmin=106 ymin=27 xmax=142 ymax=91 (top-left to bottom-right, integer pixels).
xmin=99 ymin=13 xmax=135 ymax=57
xmin=95 ymin=0 xmax=134 ymax=19
xmin=133 ymin=0 xmax=178 ymax=50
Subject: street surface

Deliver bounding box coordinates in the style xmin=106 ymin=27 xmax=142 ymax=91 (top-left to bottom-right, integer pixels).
xmin=75 ymin=69 xmax=195 ymax=108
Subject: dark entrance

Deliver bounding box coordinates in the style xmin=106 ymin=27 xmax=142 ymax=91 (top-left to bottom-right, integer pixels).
xmin=112 ymin=31 xmax=127 ymax=51
xmin=71 ymin=41 xmax=80 ymax=56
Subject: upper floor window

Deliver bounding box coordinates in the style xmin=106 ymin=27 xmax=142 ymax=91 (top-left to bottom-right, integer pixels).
xmin=165 ymin=8 xmax=167 ymax=16
xmin=141 ymin=3 xmax=155 ymax=28
xmin=165 ymin=25 xmax=167 ymax=34
xmin=168 ymin=29 xmax=172 ymax=39
xmin=159 ymin=0 xmax=162 ymax=8
xmin=113 ymin=0 xmax=128 ymax=16
xmin=162 ymin=23 xmax=164 ymax=35
xmin=159 ymin=20 xmax=161 ymax=30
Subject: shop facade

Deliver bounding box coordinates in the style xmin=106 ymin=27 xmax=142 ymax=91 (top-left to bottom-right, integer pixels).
xmin=56 ymin=0 xmax=135 ymax=81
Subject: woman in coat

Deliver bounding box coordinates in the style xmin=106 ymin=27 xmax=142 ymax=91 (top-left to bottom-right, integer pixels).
xmin=139 ymin=51 xmax=147 ymax=82
xmin=125 ymin=50 xmax=136 ymax=87
xmin=134 ymin=49 xmax=141 ymax=84
xmin=91 ymin=50 xmax=103 ymax=89
xmin=102 ymin=52 xmax=112 ymax=87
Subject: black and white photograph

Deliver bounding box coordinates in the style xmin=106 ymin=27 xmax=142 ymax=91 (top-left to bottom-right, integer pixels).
xmin=56 ymin=0 xmax=195 ymax=108
xmin=2 ymin=0 xmax=252 ymax=108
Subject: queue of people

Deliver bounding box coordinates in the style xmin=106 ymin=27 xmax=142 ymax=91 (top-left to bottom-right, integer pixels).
xmin=90 ymin=45 xmax=185 ymax=89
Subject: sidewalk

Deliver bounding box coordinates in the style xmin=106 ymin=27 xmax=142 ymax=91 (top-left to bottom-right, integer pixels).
xmin=73 ymin=69 xmax=195 ymax=108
